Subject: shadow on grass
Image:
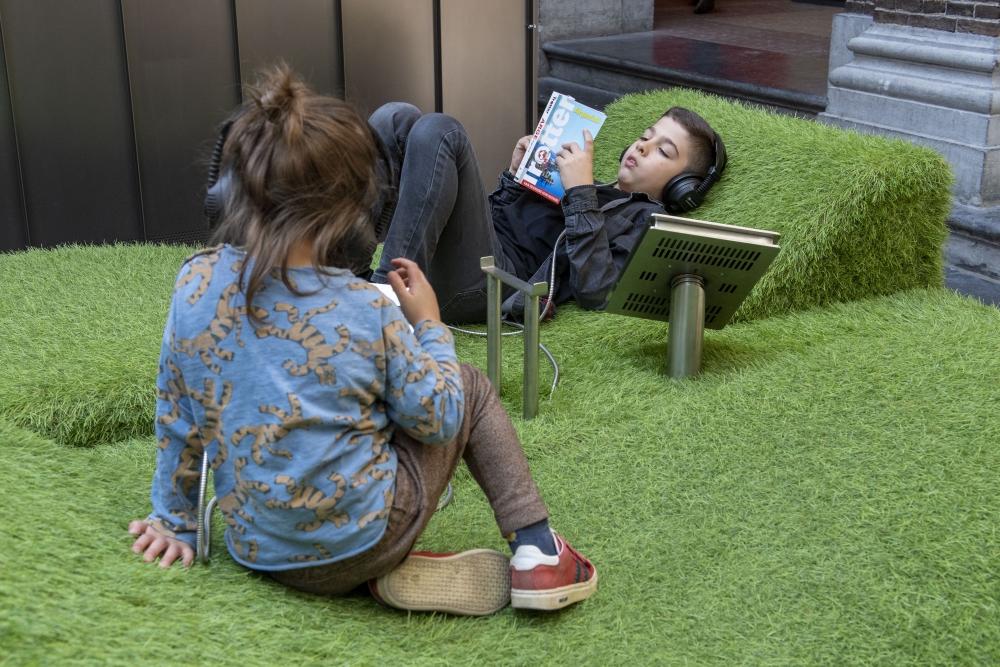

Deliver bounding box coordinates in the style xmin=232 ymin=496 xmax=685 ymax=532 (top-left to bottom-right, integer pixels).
xmin=627 ymin=331 xmax=786 ymax=379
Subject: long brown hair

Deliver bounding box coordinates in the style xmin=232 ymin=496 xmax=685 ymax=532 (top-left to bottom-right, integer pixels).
xmin=209 ymin=65 xmax=379 ymax=322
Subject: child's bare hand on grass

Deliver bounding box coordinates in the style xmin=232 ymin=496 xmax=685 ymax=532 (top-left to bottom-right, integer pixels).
xmin=556 ymin=129 xmax=595 ymax=190
xmin=387 ymin=258 xmax=441 ymax=326
xmin=128 ymin=520 xmax=194 ymax=569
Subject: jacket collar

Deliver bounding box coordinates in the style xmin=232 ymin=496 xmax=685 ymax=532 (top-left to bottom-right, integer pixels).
xmin=594 ymin=182 xmax=664 ymax=212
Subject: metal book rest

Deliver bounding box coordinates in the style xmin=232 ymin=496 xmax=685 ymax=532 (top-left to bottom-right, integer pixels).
xmin=605 ymin=214 xmax=782 ymax=378
xmin=481 ymin=256 xmax=547 ymax=420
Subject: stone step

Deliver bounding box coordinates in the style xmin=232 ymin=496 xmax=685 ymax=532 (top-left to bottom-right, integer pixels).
xmin=543 ymin=34 xmax=828 ymax=117
xmin=945 ymin=264 xmax=1000 ymax=308
xmin=947 ymin=203 xmax=1000 ymax=290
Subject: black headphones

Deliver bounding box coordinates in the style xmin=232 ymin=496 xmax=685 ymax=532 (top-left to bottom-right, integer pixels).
xmin=204 ymin=106 xmax=398 ymax=242
xmin=203 ymin=108 xmax=246 ymax=226
xmin=618 ymin=130 xmax=727 ymax=214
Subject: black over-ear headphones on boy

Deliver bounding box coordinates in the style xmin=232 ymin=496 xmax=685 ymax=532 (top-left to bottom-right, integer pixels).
xmin=204 ymin=106 xmax=398 ymax=243
xmin=618 ymin=131 xmax=727 ymax=214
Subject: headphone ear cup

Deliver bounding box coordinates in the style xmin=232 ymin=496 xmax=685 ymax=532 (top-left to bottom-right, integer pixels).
xmin=661 ymin=173 xmax=704 ymax=213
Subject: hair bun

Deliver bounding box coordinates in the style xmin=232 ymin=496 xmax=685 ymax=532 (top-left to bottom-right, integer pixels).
xmin=254 ymin=64 xmax=303 ymax=128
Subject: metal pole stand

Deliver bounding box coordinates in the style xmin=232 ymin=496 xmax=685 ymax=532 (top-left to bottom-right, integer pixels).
xmin=481 ymin=256 xmax=548 ymax=419
xmin=667 ymin=274 xmax=705 ymax=378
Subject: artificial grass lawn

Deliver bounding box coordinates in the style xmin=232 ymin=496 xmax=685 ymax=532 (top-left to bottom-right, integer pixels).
xmin=1 ymin=244 xmax=196 ymax=446
xmin=3 ymin=245 xmax=1000 ymax=663
xmin=595 ymin=90 xmax=954 ymax=324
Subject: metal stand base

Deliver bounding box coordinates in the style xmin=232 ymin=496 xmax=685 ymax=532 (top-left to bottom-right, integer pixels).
xmin=667 ymin=274 xmax=705 ymax=378
xmin=481 ymin=256 xmax=548 ymax=419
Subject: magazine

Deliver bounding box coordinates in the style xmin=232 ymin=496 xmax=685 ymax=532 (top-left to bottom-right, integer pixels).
xmin=514 ymin=91 xmax=606 ymax=204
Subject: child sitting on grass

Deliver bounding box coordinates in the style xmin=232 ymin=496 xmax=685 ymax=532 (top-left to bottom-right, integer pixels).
xmin=127 ymin=66 xmax=596 ymax=615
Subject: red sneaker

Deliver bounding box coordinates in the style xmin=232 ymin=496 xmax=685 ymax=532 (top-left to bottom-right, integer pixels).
xmin=510 ymin=532 xmax=597 ymax=610
xmin=369 ymin=549 xmax=511 ymax=616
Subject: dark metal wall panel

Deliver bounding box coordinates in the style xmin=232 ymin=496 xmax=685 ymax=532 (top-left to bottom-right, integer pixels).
xmin=0 ymin=14 xmax=27 ymax=252
xmin=121 ymin=0 xmax=240 ymax=244
xmin=235 ymin=0 xmax=343 ymax=97
xmin=0 ymin=0 xmax=143 ymax=247
xmin=342 ymin=0 xmax=436 ymax=117
xmin=441 ymin=0 xmax=532 ymax=183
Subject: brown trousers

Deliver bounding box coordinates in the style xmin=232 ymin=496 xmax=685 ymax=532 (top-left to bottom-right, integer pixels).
xmin=268 ymin=363 xmax=549 ymax=596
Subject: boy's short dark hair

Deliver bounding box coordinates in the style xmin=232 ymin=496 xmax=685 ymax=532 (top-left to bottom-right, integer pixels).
xmin=662 ymin=107 xmax=716 ymax=176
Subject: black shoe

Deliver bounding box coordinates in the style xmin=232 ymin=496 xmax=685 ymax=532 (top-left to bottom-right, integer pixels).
xmin=694 ymin=0 xmax=714 ymax=13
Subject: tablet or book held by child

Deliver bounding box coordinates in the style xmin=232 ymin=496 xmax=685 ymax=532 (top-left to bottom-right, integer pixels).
xmin=514 ymin=92 xmax=606 ymax=204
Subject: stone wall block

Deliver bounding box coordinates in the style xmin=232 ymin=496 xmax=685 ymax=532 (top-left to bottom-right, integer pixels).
xmin=923 ymin=0 xmax=948 ymax=13
xmin=537 ymin=0 xmax=654 ymax=76
xmin=956 ymin=16 xmax=1000 ymax=32
xmin=896 ymin=0 xmax=923 ymax=12
xmin=976 ymin=4 xmax=1000 ymax=18
xmin=621 ymin=0 xmax=654 ymax=33
xmin=946 ymin=1 xmax=978 ymax=15
xmin=908 ymin=13 xmax=959 ymax=28
xmin=875 ymin=8 xmax=909 ymax=22
xmin=846 ymin=0 xmax=876 ymax=14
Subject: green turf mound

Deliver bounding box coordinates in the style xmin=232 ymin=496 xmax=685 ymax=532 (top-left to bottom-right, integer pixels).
xmin=3 ymin=291 xmax=1000 ymax=665
xmin=594 ymin=89 xmax=954 ymax=323
xmin=0 ymin=244 xmax=194 ymax=446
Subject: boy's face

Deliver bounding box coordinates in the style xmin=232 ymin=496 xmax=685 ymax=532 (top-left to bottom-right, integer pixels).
xmin=616 ymin=116 xmax=694 ymax=199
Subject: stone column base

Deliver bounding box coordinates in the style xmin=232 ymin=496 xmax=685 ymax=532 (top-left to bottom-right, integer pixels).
xmin=819 ymin=22 xmax=998 ymax=208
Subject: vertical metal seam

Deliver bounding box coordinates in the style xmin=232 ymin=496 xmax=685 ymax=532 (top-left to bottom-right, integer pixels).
xmin=334 ymin=0 xmax=345 ymax=99
xmin=0 ymin=8 xmax=30 ymax=247
xmin=231 ymin=0 xmax=243 ymax=103
xmin=525 ymin=0 xmax=535 ymax=135
xmin=117 ymin=0 xmax=147 ymax=241
xmin=432 ymin=0 xmax=442 ymax=113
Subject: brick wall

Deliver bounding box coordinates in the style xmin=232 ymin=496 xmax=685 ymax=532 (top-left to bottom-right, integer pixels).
xmin=844 ymin=0 xmax=1000 ymax=36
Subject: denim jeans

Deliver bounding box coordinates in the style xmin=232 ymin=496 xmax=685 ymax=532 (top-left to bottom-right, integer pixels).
xmin=368 ymin=103 xmax=516 ymax=324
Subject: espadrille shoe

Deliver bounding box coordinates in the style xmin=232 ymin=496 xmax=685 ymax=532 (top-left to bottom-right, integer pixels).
xmin=370 ymin=549 xmax=511 ymax=616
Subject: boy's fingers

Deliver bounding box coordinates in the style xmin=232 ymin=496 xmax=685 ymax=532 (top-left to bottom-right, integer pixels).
xmin=181 ymin=545 xmax=195 ymax=568
xmin=583 ymin=130 xmax=594 ymax=150
xmin=128 ymin=520 xmax=147 ymax=536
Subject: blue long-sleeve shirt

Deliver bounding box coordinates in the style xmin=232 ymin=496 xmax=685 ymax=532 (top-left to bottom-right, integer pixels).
xmin=147 ymin=245 xmax=463 ymax=570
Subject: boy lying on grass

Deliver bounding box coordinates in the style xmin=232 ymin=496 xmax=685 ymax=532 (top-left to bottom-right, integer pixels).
xmin=367 ymin=100 xmax=724 ymax=322
xmin=128 ymin=67 xmax=596 ymax=615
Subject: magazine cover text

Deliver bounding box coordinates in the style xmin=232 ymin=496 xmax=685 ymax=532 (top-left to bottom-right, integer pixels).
xmin=514 ymin=92 xmax=606 ymax=204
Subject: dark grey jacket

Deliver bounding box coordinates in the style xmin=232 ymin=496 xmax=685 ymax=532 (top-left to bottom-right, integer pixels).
xmin=489 ymin=170 xmax=666 ymax=318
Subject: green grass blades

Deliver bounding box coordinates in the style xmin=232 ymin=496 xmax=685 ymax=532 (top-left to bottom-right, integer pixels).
xmin=3 ymin=290 xmax=1000 ymax=665
xmin=0 ymin=243 xmax=195 ymax=446
xmin=595 ymin=90 xmax=954 ymax=324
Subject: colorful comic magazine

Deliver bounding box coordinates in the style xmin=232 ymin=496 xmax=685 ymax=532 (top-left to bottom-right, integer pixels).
xmin=514 ymin=91 xmax=606 ymax=204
